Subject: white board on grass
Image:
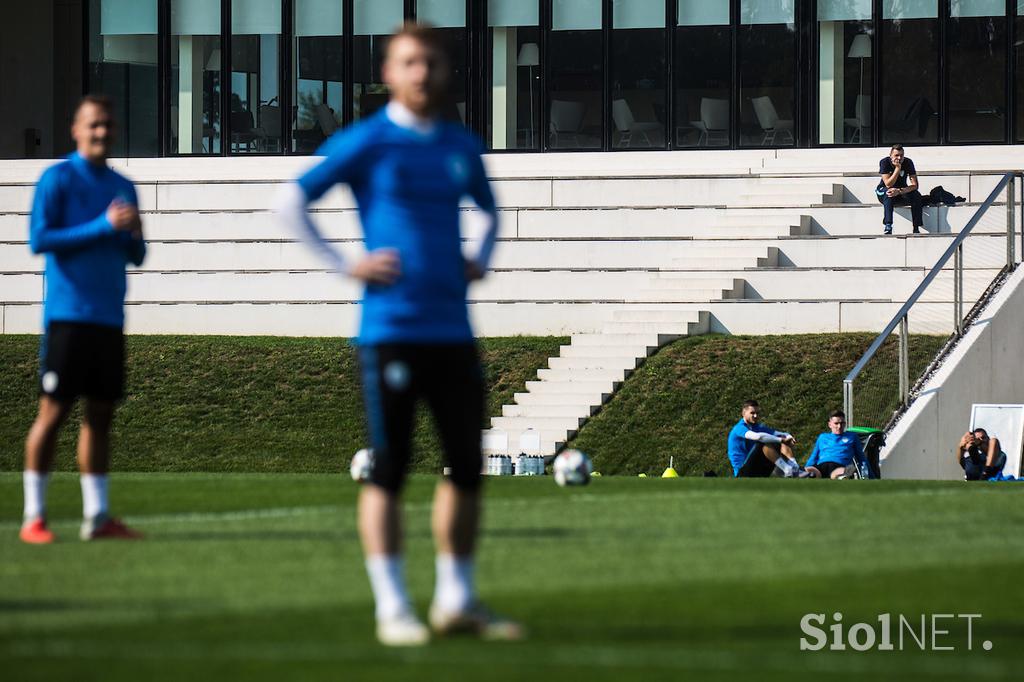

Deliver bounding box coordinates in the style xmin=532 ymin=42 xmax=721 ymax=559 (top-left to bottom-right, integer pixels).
xmin=969 ymin=404 xmax=1024 ymax=477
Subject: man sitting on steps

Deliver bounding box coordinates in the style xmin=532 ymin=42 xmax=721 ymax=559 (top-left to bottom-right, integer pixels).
xmin=876 ymin=143 xmax=924 ymax=235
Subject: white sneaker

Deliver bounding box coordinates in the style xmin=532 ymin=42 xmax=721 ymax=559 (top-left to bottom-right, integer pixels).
xmin=429 ymin=601 xmax=525 ymax=641
xmin=376 ymin=612 xmax=430 ymax=647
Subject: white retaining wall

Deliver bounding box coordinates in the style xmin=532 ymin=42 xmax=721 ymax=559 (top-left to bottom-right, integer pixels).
xmin=881 ymin=266 xmax=1024 ymax=479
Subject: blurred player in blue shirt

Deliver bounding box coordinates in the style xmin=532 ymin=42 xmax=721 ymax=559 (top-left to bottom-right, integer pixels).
xmin=276 ymin=24 xmax=519 ymax=647
xmin=727 ymin=399 xmax=807 ymax=477
xmin=804 ymin=410 xmax=866 ymax=479
xmin=20 ymin=95 xmax=146 ymax=545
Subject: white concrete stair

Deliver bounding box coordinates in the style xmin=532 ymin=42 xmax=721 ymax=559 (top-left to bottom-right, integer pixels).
xmin=484 ymin=310 xmax=710 ymax=455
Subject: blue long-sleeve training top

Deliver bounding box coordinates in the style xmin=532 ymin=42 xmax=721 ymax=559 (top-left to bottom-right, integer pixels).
xmin=29 ymin=152 xmax=146 ymax=328
xmin=804 ymin=432 xmax=866 ymax=469
xmin=291 ymin=106 xmax=498 ymax=345
xmin=727 ymin=419 xmax=792 ymax=476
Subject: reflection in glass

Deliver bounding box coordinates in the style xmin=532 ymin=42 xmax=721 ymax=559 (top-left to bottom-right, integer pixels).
xmin=293 ymin=0 xmax=344 ymax=153
xmin=417 ymin=0 xmax=469 ymax=125
xmin=88 ymin=0 xmax=159 ymax=157
xmin=487 ymin=1 xmax=540 ymax=150
xmin=739 ymin=0 xmax=796 ymax=147
xmin=675 ymin=0 xmax=731 ymax=148
xmin=548 ymin=0 xmax=602 ymax=149
xmin=817 ymin=0 xmax=872 ymax=145
xmin=611 ymin=0 xmax=667 ymax=148
xmin=947 ymin=1 xmax=1007 ymax=143
xmin=170 ymin=0 xmax=222 ymax=154
xmin=231 ymin=0 xmax=283 ymax=154
xmin=880 ymin=0 xmax=939 ymax=143
xmin=1018 ymin=5 xmax=1024 ymax=143
xmin=353 ymin=0 xmax=404 ymax=121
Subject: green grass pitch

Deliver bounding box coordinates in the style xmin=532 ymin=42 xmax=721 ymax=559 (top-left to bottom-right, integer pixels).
xmin=2 ymin=473 xmax=1021 ymax=681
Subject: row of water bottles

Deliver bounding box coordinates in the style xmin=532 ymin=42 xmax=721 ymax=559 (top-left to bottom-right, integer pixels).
xmin=483 ymin=454 xmax=546 ymax=476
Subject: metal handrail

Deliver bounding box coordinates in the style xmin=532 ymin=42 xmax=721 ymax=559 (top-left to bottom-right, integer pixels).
xmin=843 ymin=171 xmax=1021 ymax=426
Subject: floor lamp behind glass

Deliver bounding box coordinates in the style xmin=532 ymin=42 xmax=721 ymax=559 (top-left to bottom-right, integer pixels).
xmin=517 ymin=42 xmax=539 ymax=148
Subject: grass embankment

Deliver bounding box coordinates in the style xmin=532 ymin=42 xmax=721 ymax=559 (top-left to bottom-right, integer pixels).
xmin=0 ymin=336 xmax=565 ymax=473
xmin=570 ymin=333 xmax=947 ymax=477
xmin=1 ymin=474 xmax=1022 ymax=681
xmin=0 ymin=333 xmax=946 ymax=476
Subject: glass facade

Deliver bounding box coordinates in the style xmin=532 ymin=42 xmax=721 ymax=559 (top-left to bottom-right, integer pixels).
xmin=231 ymin=0 xmax=283 ymax=153
xmin=880 ymin=0 xmax=940 ymax=144
xmin=169 ymin=0 xmax=222 ymax=154
xmin=1018 ymin=1 xmax=1024 ymax=143
xmin=549 ymin=0 xmax=603 ymax=149
xmin=487 ymin=0 xmax=541 ymax=150
xmin=83 ymin=0 xmax=1023 ymax=156
xmin=610 ymin=1 xmax=667 ymax=149
xmin=739 ymin=0 xmax=797 ymax=147
xmin=817 ymin=0 xmax=872 ymax=145
xmin=675 ymin=0 xmax=732 ymax=147
xmin=87 ymin=0 xmax=160 ymax=157
xmin=292 ymin=0 xmax=344 ymax=153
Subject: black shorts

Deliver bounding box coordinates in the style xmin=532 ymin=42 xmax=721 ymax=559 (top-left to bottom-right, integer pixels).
xmin=736 ymin=444 xmax=775 ymax=478
xmin=39 ymin=321 xmax=125 ymax=403
xmin=359 ymin=343 xmax=484 ymax=493
xmin=813 ymin=462 xmax=847 ymax=478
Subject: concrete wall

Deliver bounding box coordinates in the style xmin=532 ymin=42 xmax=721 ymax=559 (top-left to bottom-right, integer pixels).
xmin=0 ymin=4 xmax=55 ymax=159
xmin=882 ymin=266 xmax=1024 ymax=480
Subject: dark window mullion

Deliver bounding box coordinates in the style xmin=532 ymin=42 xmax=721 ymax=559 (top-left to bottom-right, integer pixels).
xmin=222 ymin=0 xmax=232 ymax=155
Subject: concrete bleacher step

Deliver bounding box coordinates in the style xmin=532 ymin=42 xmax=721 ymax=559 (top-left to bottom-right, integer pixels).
xmin=501 ymin=404 xmax=595 ymax=419
xmin=523 ymin=380 xmax=618 ymax=395
xmin=513 ymin=391 xmax=606 ymax=406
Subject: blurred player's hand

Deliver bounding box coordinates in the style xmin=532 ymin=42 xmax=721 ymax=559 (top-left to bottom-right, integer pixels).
xmin=350 ymin=248 xmax=401 ymax=285
xmin=464 ymin=259 xmax=485 ymax=282
xmin=107 ymin=199 xmax=141 ymax=233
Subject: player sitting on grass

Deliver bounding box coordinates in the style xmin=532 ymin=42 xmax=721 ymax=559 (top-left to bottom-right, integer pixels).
xmin=957 ymin=428 xmax=1007 ymax=481
xmin=803 ymin=410 xmax=866 ymax=479
xmin=727 ymin=399 xmax=808 ymax=478
xmin=20 ymin=95 xmax=146 ymax=544
xmin=276 ymin=24 xmax=520 ymax=647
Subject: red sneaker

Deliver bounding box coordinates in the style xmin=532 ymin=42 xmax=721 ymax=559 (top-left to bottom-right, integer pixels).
xmin=19 ymin=518 xmax=56 ymax=544
xmin=80 ymin=516 xmax=143 ymax=541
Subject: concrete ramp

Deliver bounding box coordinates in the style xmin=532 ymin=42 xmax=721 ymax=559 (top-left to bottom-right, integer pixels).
xmin=882 ymin=266 xmax=1024 ymax=479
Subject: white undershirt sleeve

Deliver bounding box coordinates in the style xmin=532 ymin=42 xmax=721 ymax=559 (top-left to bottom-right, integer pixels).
xmin=274 ymin=182 xmax=348 ymax=275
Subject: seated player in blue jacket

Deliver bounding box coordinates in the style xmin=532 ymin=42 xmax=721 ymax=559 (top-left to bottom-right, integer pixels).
xmin=804 ymin=410 xmax=867 ymax=479
xmin=727 ymin=399 xmax=807 ymax=477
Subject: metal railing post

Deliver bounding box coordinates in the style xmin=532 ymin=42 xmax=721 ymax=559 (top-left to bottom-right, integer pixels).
xmin=844 ymin=379 xmax=853 ymax=427
xmin=1009 ymin=174 xmax=1016 ymax=270
xmin=954 ymin=244 xmax=963 ymax=336
xmin=899 ymin=316 xmax=910 ymax=406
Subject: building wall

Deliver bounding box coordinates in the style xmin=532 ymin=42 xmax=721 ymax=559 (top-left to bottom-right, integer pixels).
xmin=0 ymin=1 xmax=81 ymax=160
xmin=0 ymin=5 xmax=55 ymax=159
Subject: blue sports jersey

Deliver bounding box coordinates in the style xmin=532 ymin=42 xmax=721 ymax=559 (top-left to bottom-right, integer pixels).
xmin=297 ymin=109 xmax=497 ymax=345
xmin=727 ymin=419 xmax=784 ymax=476
xmin=29 ymin=152 xmax=146 ymax=329
xmin=805 ymin=431 xmax=866 ymax=469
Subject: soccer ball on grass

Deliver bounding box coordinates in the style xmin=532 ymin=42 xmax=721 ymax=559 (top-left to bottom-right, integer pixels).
xmin=553 ymin=449 xmax=594 ymax=487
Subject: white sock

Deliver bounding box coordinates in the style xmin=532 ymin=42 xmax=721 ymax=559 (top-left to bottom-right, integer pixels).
xmin=774 ymin=457 xmax=796 ymax=476
xmin=80 ymin=473 xmax=109 ymax=520
xmin=434 ymin=553 xmax=476 ymax=613
xmin=365 ymin=555 xmax=413 ymax=621
xmin=23 ymin=470 xmax=49 ymax=521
